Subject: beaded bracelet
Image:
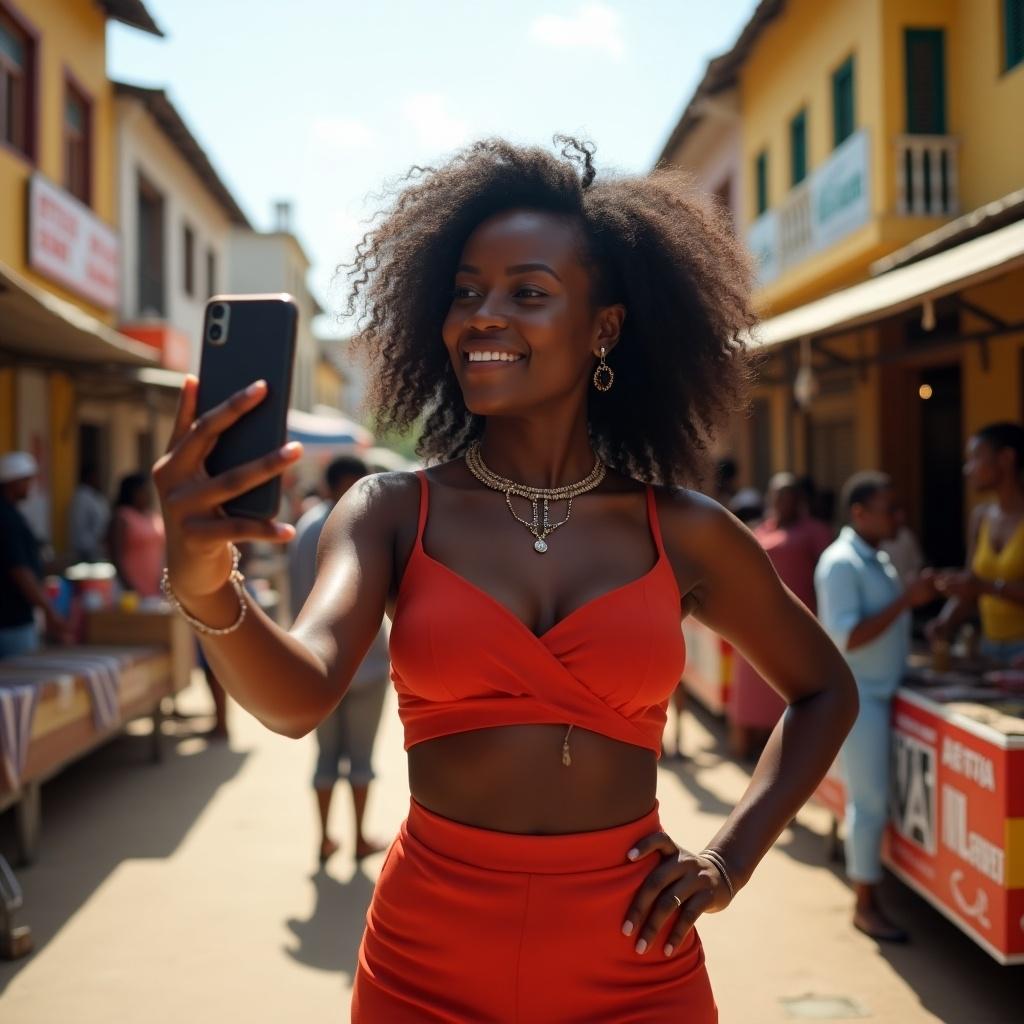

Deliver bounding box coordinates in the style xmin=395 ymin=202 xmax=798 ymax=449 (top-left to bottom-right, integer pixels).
xmin=699 ymin=847 xmax=736 ymax=902
xmin=160 ymin=544 xmax=248 ymax=636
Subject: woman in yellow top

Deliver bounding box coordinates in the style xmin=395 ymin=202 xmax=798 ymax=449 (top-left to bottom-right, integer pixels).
xmin=929 ymin=422 xmax=1024 ymax=663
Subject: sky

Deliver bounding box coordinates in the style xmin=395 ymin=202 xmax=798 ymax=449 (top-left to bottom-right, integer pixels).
xmin=109 ymin=0 xmax=758 ymax=337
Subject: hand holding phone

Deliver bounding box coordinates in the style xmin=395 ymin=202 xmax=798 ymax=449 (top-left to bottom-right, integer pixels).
xmin=152 ymin=295 xmax=301 ymax=605
xmin=194 ymin=295 xmax=299 ymax=519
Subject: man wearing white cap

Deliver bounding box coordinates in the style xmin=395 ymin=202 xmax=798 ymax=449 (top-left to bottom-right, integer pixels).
xmin=0 ymin=451 xmax=70 ymax=656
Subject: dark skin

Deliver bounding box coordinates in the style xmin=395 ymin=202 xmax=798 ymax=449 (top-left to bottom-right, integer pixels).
xmin=3 ymin=475 xmax=72 ymax=644
xmin=155 ymin=208 xmax=858 ymax=960
xmin=928 ymin=436 xmax=1024 ymax=635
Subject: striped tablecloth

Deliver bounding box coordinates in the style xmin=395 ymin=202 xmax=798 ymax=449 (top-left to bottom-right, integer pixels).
xmin=0 ymin=683 xmax=40 ymax=791
xmin=0 ymin=647 xmax=160 ymax=790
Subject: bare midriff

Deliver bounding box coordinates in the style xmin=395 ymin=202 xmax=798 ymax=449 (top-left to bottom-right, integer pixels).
xmin=407 ymin=723 xmax=658 ymax=834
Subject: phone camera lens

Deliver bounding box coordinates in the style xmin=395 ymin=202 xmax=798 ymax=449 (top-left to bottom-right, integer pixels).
xmin=210 ymin=303 xmax=226 ymax=320
xmin=209 ymin=323 xmax=224 ymax=342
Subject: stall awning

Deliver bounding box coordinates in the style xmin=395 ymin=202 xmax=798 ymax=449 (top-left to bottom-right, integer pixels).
xmin=286 ymin=406 xmax=374 ymax=448
xmin=0 ymin=261 xmax=158 ymax=367
xmin=753 ymin=219 xmax=1024 ymax=350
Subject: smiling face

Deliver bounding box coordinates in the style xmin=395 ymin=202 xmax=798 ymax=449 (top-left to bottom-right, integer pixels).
xmin=441 ymin=208 xmax=624 ymax=417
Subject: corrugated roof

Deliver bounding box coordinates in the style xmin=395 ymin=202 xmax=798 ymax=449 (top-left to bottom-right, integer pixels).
xmin=113 ymin=82 xmax=252 ymax=228
xmin=870 ymin=189 xmax=1024 ymax=275
xmin=0 ymin=260 xmax=158 ymax=366
xmin=753 ymin=219 xmax=1024 ymax=349
xmin=98 ymin=0 xmax=163 ymax=36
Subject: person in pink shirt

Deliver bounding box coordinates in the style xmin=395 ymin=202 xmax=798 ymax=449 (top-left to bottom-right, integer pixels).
xmin=109 ymin=472 xmax=166 ymax=598
xmin=728 ymin=473 xmax=834 ymax=758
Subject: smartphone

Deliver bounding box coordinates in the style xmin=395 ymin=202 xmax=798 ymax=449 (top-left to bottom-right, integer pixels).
xmin=194 ymin=294 xmax=298 ymax=519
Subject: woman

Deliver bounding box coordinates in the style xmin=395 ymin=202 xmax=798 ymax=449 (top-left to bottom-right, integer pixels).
xmin=153 ymin=138 xmax=858 ymax=1022
xmin=729 ymin=472 xmax=833 ymax=759
xmin=109 ymin=471 xmax=165 ymax=598
xmin=929 ymin=422 xmax=1024 ymax=662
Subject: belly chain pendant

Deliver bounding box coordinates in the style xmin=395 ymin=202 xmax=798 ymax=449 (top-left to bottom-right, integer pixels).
xmin=562 ymin=724 xmax=574 ymax=767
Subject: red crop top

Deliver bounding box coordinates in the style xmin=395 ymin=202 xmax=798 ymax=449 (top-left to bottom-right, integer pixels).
xmin=389 ymin=470 xmax=686 ymax=757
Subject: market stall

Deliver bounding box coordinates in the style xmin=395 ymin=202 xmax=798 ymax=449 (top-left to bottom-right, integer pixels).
xmin=681 ymin=618 xmax=733 ymax=716
xmin=0 ymin=612 xmax=191 ymax=959
xmin=813 ymin=656 xmax=1024 ymax=965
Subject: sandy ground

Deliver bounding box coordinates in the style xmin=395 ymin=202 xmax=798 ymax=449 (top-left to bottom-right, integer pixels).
xmin=0 ymin=674 xmax=1020 ymax=1023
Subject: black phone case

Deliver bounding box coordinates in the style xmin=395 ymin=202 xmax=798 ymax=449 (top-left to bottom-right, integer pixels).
xmin=195 ymin=295 xmax=298 ymax=519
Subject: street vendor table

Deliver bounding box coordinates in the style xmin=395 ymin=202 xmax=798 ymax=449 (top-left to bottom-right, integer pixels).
xmin=681 ymin=618 xmax=733 ymax=716
xmin=813 ymin=664 xmax=1024 ymax=965
xmin=0 ymin=638 xmax=185 ymax=959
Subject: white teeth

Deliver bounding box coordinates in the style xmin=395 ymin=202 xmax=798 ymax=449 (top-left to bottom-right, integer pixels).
xmin=467 ymin=351 xmax=522 ymax=362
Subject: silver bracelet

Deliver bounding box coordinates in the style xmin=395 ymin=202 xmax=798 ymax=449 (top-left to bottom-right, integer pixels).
xmin=160 ymin=544 xmax=248 ymax=636
xmin=699 ymin=847 xmax=736 ymax=902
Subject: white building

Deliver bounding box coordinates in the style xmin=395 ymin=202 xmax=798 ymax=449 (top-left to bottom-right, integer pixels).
xmin=114 ymin=81 xmax=252 ymax=373
xmin=229 ymin=203 xmax=322 ymax=412
xmin=59 ymin=82 xmax=255 ymax=490
xmin=656 ymin=72 xmax=742 ymax=230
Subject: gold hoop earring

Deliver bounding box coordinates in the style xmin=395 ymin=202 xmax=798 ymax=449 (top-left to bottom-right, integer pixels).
xmin=592 ymin=347 xmax=614 ymax=392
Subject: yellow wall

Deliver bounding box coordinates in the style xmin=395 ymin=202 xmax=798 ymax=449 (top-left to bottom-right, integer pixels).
xmin=48 ymin=372 xmax=75 ymax=551
xmin=877 ymin=0 xmax=958 ymax=216
xmin=951 ymin=0 xmax=1024 ymax=210
xmin=0 ymin=0 xmax=116 ymax=323
xmin=0 ymin=368 xmax=14 ymax=450
xmin=961 ymin=274 xmax=1024 ymax=437
xmin=741 ymin=0 xmax=1022 ymax=316
xmin=740 ymin=0 xmax=883 ymax=229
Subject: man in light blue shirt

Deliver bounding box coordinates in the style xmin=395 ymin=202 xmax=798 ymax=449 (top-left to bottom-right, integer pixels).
xmin=814 ymin=471 xmax=937 ymax=944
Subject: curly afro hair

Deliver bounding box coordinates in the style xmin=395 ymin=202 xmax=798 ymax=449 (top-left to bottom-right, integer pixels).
xmin=340 ymin=135 xmax=757 ymax=486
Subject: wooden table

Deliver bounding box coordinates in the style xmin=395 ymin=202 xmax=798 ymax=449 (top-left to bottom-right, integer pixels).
xmin=0 ymin=637 xmax=185 ymax=959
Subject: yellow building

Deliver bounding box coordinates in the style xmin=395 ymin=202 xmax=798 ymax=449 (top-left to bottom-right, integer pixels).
xmin=0 ymin=0 xmax=162 ymax=554
xmin=659 ymin=0 xmax=1024 ymax=566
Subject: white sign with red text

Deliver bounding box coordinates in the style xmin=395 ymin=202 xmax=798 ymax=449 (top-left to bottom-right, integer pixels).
xmin=27 ymin=174 xmax=119 ymax=311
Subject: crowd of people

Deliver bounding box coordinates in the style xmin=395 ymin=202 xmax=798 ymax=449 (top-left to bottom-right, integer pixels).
xmin=705 ymin=421 xmax=1024 ymax=942
xmin=3 ymin=420 xmax=1024 ymax=931
xmin=0 ymin=446 xmax=394 ymax=863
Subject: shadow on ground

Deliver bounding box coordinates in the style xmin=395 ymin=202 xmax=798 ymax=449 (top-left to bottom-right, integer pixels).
xmin=672 ymin=693 xmax=1024 ymax=1023
xmin=0 ymin=718 xmax=246 ymax=993
xmin=283 ymin=859 xmax=378 ymax=987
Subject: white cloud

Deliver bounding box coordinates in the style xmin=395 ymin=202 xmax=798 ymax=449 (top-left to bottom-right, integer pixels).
xmin=310 ymin=115 xmax=375 ymax=151
xmin=530 ymin=2 xmax=625 ymax=61
xmin=401 ymin=93 xmax=470 ymax=152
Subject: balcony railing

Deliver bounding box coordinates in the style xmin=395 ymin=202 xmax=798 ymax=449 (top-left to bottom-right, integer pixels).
xmin=895 ymin=134 xmax=959 ymax=216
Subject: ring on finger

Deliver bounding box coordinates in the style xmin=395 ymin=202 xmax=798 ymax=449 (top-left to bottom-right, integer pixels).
xmin=670 ymin=892 xmax=683 ymax=909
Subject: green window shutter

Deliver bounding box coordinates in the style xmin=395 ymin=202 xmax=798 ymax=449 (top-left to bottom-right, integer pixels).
xmin=1007 ymin=0 xmax=1024 ymax=70
xmin=832 ymin=56 xmax=855 ymax=147
xmin=905 ymin=29 xmax=947 ymax=134
xmin=755 ymin=151 xmax=768 ymax=215
xmin=790 ymin=109 xmax=807 ymax=186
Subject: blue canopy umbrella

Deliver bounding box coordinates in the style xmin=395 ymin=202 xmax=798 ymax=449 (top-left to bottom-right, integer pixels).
xmin=286 ymin=406 xmax=374 ymax=449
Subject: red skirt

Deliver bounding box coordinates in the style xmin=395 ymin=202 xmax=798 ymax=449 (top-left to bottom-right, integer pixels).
xmin=353 ymin=799 xmax=718 ymax=1023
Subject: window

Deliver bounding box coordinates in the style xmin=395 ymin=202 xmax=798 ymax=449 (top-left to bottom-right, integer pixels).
xmin=790 ymin=109 xmax=808 ymax=186
xmin=183 ymin=223 xmax=195 ymax=297
xmin=137 ymin=173 xmax=165 ymax=317
xmin=755 ymin=150 xmax=768 ymax=216
xmin=1006 ymin=0 xmax=1024 ymax=70
xmin=0 ymin=5 xmax=34 ymax=159
xmin=905 ymin=29 xmax=947 ymax=134
xmin=63 ymin=78 xmax=90 ymax=204
xmin=832 ymin=56 xmax=855 ymax=147
xmin=205 ymin=248 xmax=217 ymax=298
